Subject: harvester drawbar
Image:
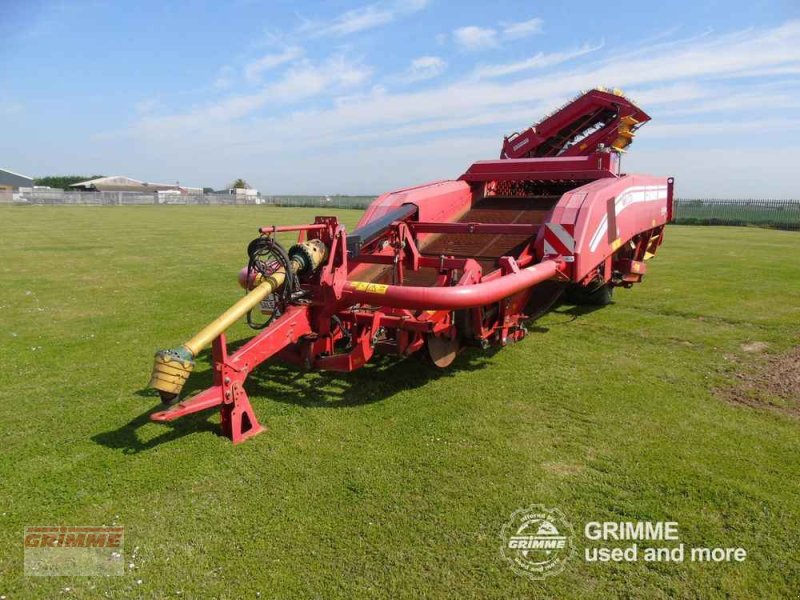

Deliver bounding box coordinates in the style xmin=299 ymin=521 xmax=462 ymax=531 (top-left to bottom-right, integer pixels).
xmin=147 ymin=88 xmax=673 ymax=443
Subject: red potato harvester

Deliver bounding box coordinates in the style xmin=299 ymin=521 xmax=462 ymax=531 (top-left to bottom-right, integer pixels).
xmin=148 ymin=88 xmax=674 ymax=443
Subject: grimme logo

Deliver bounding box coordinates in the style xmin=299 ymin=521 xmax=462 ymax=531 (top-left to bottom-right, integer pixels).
xmin=24 ymin=526 xmax=125 ymax=576
xmin=501 ymin=505 xmax=574 ymax=579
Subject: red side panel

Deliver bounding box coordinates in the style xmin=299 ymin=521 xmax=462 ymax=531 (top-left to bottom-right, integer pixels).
xmin=537 ymin=175 xmax=670 ymax=282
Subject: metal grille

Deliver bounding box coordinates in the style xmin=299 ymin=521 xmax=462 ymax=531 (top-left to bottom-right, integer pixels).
xmin=485 ymin=180 xmax=582 ymax=198
xmin=672 ymin=199 xmax=800 ymax=231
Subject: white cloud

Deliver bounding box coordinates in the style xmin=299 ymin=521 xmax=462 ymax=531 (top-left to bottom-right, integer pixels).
xmin=501 ymin=17 xmax=543 ymax=39
xmin=392 ymin=56 xmax=447 ymax=84
xmin=270 ymin=56 xmax=372 ymax=102
xmin=116 ymin=21 xmax=800 ymax=196
xmin=474 ymin=42 xmax=603 ymax=78
xmin=244 ymin=46 xmax=304 ymax=83
xmin=307 ymin=5 xmax=393 ymax=36
xmin=299 ymin=0 xmax=429 ymax=37
xmin=645 ymin=118 xmax=800 ymax=138
xmin=454 ymin=17 xmax=543 ymax=51
xmin=625 ymin=146 xmax=800 ymax=199
xmin=132 ymin=21 xmax=800 ymax=139
xmin=132 ymin=55 xmax=372 ymax=136
xmin=453 ymin=26 xmax=498 ymax=50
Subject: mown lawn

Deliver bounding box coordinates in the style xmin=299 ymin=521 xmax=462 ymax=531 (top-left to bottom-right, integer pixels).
xmin=1 ymin=206 xmax=798 ymax=599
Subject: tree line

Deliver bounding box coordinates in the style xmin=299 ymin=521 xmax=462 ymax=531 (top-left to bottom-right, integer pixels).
xmin=33 ymin=175 xmax=105 ymax=190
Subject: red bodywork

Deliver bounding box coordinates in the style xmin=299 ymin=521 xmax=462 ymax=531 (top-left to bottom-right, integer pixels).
xmin=500 ymin=88 xmax=651 ymax=159
xmin=151 ymin=89 xmax=673 ymax=443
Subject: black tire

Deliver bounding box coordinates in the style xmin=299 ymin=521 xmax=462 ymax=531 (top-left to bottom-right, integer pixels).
xmin=564 ymin=281 xmax=614 ymax=306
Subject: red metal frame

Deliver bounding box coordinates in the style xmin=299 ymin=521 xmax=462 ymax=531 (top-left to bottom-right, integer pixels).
xmin=460 ymin=153 xmax=619 ymax=182
xmin=151 ymin=305 xmax=314 ymax=442
xmin=500 ymin=88 xmax=650 ymax=159
xmin=149 ymin=89 xmax=672 ymax=443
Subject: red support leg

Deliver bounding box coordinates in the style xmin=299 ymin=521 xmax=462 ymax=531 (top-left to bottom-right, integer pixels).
xmin=219 ymin=383 xmax=264 ymax=444
xmin=215 ymin=335 xmax=265 ymax=444
xmin=150 ymin=306 xmax=312 ymax=443
xmin=151 ymin=333 xmax=265 ymax=443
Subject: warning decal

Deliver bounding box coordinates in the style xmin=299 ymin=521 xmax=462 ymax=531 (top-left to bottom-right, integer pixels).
xmin=351 ymin=281 xmax=389 ymax=294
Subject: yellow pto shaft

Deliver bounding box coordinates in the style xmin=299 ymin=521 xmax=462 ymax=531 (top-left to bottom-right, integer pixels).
xmin=185 ymin=269 xmax=287 ymax=356
xmin=148 ymin=238 xmax=328 ymax=401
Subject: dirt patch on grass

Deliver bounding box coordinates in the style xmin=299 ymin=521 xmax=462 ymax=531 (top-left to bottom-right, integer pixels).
xmin=542 ymin=462 xmax=585 ymax=475
xmin=740 ymin=341 xmax=769 ymax=353
xmin=717 ymin=346 xmax=800 ymax=417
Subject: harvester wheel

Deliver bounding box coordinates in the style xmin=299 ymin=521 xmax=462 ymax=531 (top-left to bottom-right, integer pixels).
xmin=565 ymin=281 xmax=614 ymax=306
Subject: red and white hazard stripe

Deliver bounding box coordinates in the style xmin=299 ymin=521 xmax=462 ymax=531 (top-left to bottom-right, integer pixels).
xmin=543 ymin=223 xmax=575 ymax=262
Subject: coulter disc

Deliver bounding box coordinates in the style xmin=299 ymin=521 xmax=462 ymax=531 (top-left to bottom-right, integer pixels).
xmin=426 ymin=334 xmax=459 ymax=368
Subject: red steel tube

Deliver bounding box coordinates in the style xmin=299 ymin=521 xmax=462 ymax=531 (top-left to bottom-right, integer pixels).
xmin=342 ymin=260 xmax=563 ymax=310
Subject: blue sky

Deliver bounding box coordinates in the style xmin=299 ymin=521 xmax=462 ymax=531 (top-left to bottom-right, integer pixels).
xmin=1 ymin=0 xmax=799 ymax=196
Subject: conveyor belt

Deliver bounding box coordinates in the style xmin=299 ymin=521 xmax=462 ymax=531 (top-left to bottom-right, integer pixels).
xmin=369 ymin=196 xmax=557 ymax=287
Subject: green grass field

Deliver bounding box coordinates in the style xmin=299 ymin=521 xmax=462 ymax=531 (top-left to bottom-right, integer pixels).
xmin=1 ymin=206 xmax=799 ymax=598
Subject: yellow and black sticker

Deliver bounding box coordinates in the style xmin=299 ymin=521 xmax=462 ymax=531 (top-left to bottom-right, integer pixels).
xmin=351 ymin=281 xmax=389 ymax=294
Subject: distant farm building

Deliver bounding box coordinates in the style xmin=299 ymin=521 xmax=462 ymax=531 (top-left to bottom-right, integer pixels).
xmin=0 ymin=168 xmax=34 ymax=191
xmin=70 ymin=176 xmax=202 ymax=194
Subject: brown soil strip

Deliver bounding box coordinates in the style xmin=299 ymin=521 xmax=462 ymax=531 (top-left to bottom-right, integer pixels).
xmin=716 ymin=346 xmax=800 ymax=417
